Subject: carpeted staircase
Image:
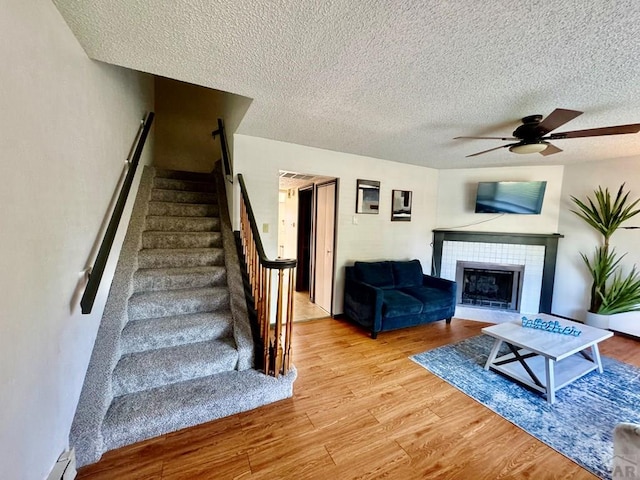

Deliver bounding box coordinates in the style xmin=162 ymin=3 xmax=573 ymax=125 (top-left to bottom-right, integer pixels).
xmin=71 ymin=164 xmax=296 ymax=467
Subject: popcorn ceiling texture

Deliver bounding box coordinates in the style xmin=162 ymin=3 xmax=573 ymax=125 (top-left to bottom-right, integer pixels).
xmin=53 ymin=1 xmax=640 ymax=169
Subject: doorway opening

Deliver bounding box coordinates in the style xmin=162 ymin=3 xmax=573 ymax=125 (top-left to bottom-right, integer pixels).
xmin=278 ymin=171 xmax=338 ymax=321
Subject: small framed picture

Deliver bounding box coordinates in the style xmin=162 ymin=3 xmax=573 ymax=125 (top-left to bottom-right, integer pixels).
xmin=391 ymin=190 xmax=412 ymax=221
xmin=356 ymin=179 xmax=380 ymax=214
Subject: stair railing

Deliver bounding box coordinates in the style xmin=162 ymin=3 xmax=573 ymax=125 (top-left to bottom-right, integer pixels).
xmin=211 ymin=118 xmax=232 ymax=183
xmin=237 ymin=174 xmax=296 ymax=377
xmin=80 ymin=112 xmax=155 ymax=314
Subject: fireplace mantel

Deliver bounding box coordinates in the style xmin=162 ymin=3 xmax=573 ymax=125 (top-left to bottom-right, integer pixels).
xmin=431 ymin=230 xmax=564 ymax=314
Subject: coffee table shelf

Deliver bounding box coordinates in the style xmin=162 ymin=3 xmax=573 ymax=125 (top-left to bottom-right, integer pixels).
xmin=489 ymin=349 xmax=599 ymax=395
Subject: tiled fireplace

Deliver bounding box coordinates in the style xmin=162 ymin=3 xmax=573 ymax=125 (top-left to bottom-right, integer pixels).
xmin=432 ymin=230 xmax=563 ymax=314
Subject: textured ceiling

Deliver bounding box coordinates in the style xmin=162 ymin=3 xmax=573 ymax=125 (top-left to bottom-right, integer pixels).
xmin=53 ymin=0 xmax=640 ymax=169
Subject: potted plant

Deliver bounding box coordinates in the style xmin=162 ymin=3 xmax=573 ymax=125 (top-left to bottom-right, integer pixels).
xmin=571 ymin=184 xmax=640 ymax=329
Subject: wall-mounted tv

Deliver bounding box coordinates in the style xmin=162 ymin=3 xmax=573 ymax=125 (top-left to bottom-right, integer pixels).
xmin=474 ymin=181 xmax=547 ymax=214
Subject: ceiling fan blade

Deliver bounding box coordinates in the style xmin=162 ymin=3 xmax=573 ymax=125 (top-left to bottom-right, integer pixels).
xmin=466 ymin=144 xmax=512 ymax=157
xmin=454 ymin=136 xmax=517 ymax=141
xmin=540 ymin=143 xmax=563 ymax=156
xmin=538 ymin=108 xmax=583 ymax=135
xmin=549 ymin=123 xmax=640 ymax=139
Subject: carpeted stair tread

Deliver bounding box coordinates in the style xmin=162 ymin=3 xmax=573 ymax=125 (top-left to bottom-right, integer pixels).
xmin=71 ymin=165 xmax=295 ymax=468
xmin=120 ymin=311 xmax=234 ymax=354
xmin=145 ymin=215 xmax=220 ymax=232
xmin=142 ymin=231 xmax=222 ymax=249
xmin=137 ymin=247 xmax=224 ymax=268
xmin=103 ymin=368 xmax=297 ymax=452
xmin=112 ymin=339 xmax=239 ymax=396
xmin=153 ymin=177 xmax=215 ymax=193
xmin=128 ymin=286 xmax=230 ymax=320
xmin=154 ymin=169 xmax=216 ymax=182
xmin=147 ymin=201 xmax=219 ymax=218
xmin=133 ymin=266 xmax=227 ymax=292
xmin=151 ymin=189 xmax=217 ymax=204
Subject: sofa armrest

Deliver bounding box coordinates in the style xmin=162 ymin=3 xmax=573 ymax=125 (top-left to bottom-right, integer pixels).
xmin=344 ymin=276 xmax=384 ymax=332
xmin=422 ymin=275 xmax=457 ymax=296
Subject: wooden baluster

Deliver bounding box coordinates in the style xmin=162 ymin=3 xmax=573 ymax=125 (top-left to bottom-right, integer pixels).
xmin=259 ymin=265 xmax=266 ymax=340
xmin=247 ymin=228 xmax=252 ymax=287
xmin=273 ymin=269 xmax=284 ymax=376
xmin=240 ymin=201 xmax=245 ymax=256
xmin=251 ymin=244 xmax=257 ymax=308
xmin=249 ymin=238 xmax=255 ymax=300
xmin=283 ymin=267 xmax=295 ymax=374
xmin=263 ymin=269 xmax=272 ymax=374
xmin=253 ymin=245 xmax=259 ymax=308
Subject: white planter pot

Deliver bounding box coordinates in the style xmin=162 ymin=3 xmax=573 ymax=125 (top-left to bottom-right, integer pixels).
xmin=609 ymin=312 xmax=640 ymax=338
xmin=584 ymin=312 xmax=610 ymax=330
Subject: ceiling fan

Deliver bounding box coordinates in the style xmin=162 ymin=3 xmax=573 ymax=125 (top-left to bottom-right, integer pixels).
xmin=455 ymin=109 xmax=640 ymax=157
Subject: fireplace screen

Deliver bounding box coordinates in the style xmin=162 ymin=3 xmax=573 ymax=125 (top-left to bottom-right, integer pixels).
xmin=455 ymin=261 xmax=524 ymax=311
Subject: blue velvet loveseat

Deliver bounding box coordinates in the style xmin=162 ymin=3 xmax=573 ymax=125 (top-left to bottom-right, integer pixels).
xmin=343 ymin=260 xmax=457 ymax=338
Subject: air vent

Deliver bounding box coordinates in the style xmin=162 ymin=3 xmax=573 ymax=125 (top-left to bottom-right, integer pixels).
xmin=279 ymin=171 xmax=315 ymax=181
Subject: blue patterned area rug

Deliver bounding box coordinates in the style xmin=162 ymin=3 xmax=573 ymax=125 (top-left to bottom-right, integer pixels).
xmin=411 ymin=335 xmax=640 ymax=479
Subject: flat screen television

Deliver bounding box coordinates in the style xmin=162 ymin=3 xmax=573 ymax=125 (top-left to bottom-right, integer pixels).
xmin=474 ymin=181 xmax=547 ymax=214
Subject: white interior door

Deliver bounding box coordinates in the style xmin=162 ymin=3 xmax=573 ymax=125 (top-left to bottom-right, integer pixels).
xmin=314 ymin=181 xmax=336 ymax=313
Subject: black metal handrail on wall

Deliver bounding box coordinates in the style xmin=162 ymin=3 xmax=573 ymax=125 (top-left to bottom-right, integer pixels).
xmin=237 ymin=174 xmax=296 ymax=376
xmin=80 ymin=112 xmax=155 ymax=314
xmin=212 ymin=118 xmax=232 ymax=182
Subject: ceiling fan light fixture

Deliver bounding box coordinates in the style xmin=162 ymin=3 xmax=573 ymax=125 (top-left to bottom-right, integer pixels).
xmin=509 ymin=142 xmax=549 ymax=154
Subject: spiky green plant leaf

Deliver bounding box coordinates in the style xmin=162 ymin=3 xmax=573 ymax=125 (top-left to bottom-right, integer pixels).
xmin=598 ymin=267 xmax=640 ymax=315
xmin=571 ymin=184 xmax=640 ymax=243
xmin=581 ymin=247 xmax=624 ymax=313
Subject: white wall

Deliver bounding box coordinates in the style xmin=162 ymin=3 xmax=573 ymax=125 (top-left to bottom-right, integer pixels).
xmin=233 ymin=135 xmax=440 ymax=313
xmin=435 ymin=165 xmax=564 ymax=233
xmin=554 ymin=157 xmax=640 ymax=321
xmin=0 ymin=3 xmax=153 ymax=479
xmin=278 ymin=189 xmax=298 ymax=259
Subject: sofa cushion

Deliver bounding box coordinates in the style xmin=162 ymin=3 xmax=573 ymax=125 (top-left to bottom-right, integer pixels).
xmin=382 ymin=290 xmax=423 ymax=318
xmin=401 ymin=286 xmax=454 ymax=311
xmin=353 ymin=261 xmax=394 ymax=288
xmin=392 ymin=260 xmax=423 ymax=288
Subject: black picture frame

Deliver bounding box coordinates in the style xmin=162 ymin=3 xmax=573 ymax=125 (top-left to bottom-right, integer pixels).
xmin=356 ymin=179 xmax=380 ymax=214
xmin=391 ymin=190 xmax=412 ymax=221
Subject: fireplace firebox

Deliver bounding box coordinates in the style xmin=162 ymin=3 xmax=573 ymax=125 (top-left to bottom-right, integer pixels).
xmin=455 ymin=261 xmax=525 ymax=311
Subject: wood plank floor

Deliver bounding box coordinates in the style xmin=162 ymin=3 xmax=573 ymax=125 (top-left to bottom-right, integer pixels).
xmin=76 ymin=317 xmax=640 ymax=480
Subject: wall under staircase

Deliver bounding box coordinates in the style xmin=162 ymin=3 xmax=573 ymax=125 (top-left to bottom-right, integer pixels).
xmin=71 ymin=164 xmax=296 ymax=467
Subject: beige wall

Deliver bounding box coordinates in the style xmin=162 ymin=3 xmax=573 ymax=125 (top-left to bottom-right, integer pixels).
xmin=278 ymin=189 xmax=299 ymax=259
xmin=236 ymin=137 xmax=633 ymax=321
xmin=154 ymin=77 xmax=251 ymax=172
xmin=435 ymin=165 xmax=565 ymax=233
xmin=0 ymin=2 xmax=153 ymax=479
xmin=233 ymin=135 xmax=440 ymax=314
xmin=422 ymin=158 xmax=640 ymax=321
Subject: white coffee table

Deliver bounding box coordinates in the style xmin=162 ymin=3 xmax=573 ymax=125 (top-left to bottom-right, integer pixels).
xmin=482 ymin=314 xmax=613 ymax=404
